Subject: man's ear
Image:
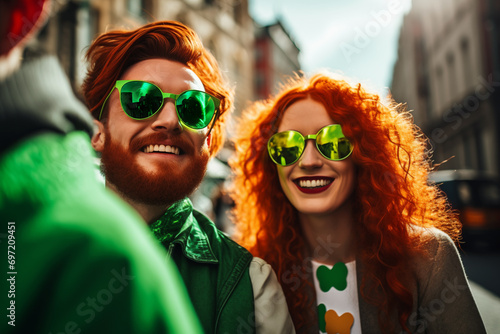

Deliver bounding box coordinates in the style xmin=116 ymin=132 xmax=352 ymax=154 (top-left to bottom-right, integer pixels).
xmin=91 ymin=120 xmax=106 ymax=152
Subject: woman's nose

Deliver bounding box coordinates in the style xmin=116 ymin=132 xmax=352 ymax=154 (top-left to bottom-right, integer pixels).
xmin=298 ymin=141 xmax=323 ymax=169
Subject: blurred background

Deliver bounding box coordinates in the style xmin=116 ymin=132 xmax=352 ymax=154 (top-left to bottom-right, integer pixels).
xmin=29 ymin=0 xmax=499 ymax=330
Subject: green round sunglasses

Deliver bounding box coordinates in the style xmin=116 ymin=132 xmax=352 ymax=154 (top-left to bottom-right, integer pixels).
xmin=99 ymin=80 xmax=221 ymax=131
xmin=267 ymin=124 xmax=353 ymax=166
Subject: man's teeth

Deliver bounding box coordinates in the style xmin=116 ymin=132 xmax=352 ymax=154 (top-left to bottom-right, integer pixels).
xmin=299 ymin=179 xmax=332 ymax=188
xmin=144 ymin=144 xmax=180 ymax=155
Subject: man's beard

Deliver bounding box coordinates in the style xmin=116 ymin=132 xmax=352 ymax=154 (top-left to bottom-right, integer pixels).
xmin=100 ymin=130 xmax=209 ymax=207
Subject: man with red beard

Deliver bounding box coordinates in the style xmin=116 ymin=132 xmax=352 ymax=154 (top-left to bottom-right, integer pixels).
xmin=82 ymin=21 xmax=294 ymax=334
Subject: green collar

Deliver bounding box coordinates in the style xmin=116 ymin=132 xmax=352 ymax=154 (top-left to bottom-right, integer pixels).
xmin=150 ymin=198 xmax=218 ymax=264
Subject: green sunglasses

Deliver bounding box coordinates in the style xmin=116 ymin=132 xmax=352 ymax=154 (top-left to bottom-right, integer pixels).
xmin=267 ymin=124 xmax=353 ymax=166
xmin=99 ymin=80 xmax=221 ymax=131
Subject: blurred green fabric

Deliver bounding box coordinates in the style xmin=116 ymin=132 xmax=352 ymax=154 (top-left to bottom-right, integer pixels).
xmin=0 ymin=132 xmax=203 ymax=333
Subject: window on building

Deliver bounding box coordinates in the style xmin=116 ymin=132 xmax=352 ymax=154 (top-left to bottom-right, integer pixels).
xmin=463 ymin=129 xmax=476 ymax=169
xmin=474 ymin=127 xmax=486 ymax=171
xmin=57 ymin=3 xmax=77 ymax=82
xmin=127 ymin=0 xmax=152 ymax=18
xmin=89 ymin=6 xmax=100 ymax=41
xmin=143 ymin=0 xmax=153 ymax=18
xmin=459 ymin=126 xmax=486 ymax=171
xmin=434 ymin=65 xmax=444 ymax=115
xmin=233 ymin=0 xmax=244 ymax=24
xmin=461 ymin=38 xmax=472 ymax=87
xmin=447 ymin=53 xmax=457 ymax=103
xmin=127 ymin=0 xmax=140 ymax=16
xmin=442 ymin=137 xmax=461 ymax=170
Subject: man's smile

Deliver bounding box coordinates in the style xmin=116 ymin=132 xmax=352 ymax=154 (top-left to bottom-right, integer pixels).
xmin=141 ymin=144 xmax=181 ymax=155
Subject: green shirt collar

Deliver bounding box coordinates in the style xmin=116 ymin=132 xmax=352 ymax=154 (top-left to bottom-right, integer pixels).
xmin=150 ymin=198 xmax=218 ymax=263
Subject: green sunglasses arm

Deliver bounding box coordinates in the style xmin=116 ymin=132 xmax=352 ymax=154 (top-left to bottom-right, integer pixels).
xmin=100 ymin=80 xmax=134 ymax=120
xmin=206 ymin=108 xmax=220 ymax=137
xmin=98 ymin=86 xmax=116 ymax=120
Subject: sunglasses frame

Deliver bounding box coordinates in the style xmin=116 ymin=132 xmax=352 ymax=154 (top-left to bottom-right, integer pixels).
xmin=267 ymin=124 xmax=353 ymax=166
xmin=98 ymin=80 xmax=221 ymax=133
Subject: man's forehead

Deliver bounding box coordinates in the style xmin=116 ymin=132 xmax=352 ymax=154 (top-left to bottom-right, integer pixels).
xmin=121 ymin=58 xmax=204 ymax=90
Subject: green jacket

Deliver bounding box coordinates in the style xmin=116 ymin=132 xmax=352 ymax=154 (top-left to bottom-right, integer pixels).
xmin=151 ymin=199 xmax=256 ymax=334
xmin=0 ymin=56 xmax=203 ymax=334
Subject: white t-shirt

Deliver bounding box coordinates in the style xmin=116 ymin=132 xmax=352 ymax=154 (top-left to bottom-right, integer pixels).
xmin=312 ymin=260 xmax=362 ymax=334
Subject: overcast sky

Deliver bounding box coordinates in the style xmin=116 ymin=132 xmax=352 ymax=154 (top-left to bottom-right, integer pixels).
xmin=249 ymin=0 xmax=412 ymax=95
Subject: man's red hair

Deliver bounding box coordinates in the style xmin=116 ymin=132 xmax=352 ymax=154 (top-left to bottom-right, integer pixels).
xmin=82 ymin=20 xmax=233 ymax=156
xmin=229 ymin=73 xmax=461 ymax=333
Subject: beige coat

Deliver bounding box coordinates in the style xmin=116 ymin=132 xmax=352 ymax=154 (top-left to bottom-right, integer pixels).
xmin=356 ymin=227 xmax=486 ymax=334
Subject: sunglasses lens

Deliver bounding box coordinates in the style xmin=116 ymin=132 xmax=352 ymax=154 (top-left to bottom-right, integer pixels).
xmin=120 ymin=81 xmax=163 ymax=119
xmin=268 ymin=131 xmax=305 ymax=166
xmin=316 ymin=124 xmax=353 ymax=160
xmin=176 ymin=91 xmax=218 ymax=129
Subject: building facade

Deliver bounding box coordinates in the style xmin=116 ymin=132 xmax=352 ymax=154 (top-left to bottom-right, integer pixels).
xmin=254 ymin=21 xmax=301 ymax=100
xmin=35 ymin=0 xmax=255 ymax=119
xmin=391 ymin=0 xmax=500 ymax=176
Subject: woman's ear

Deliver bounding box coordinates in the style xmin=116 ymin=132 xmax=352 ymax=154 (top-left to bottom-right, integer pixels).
xmin=91 ymin=120 xmax=106 ymax=152
xmin=206 ymin=133 xmax=211 ymax=147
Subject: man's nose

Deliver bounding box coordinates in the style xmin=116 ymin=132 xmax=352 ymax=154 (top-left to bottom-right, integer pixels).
xmin=150 ymin=99 xmax=182 ymax=132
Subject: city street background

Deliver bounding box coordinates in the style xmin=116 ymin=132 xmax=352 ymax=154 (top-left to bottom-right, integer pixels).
xmin=27 ymin=0 xmax=500 ymax=332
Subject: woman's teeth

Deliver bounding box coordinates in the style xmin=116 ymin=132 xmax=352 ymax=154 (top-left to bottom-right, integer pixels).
xmin=299 ymin=179 xmax=332 ymax=188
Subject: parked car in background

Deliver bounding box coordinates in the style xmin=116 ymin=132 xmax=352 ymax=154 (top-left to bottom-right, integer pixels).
xmin=429 ymin=169 xmax=500 ymax=251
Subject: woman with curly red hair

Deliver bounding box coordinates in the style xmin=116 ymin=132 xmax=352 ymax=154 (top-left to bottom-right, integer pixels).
xmin=229 ymin=72 xmax=485 ymax=333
